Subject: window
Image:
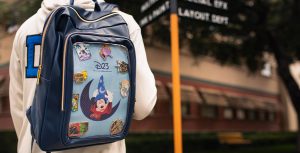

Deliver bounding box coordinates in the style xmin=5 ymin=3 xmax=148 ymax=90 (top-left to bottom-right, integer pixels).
xmin=167 ymin=83 xmax=202 ymax=117
xmin=155 ymin=81 xmax=170 ymax=102
xmin=169 ymin=103 xmax=191 ymax=117
xmin=247 ymin=110 xmax=256 ymax=121
xmin=201 ymin=106 xmax=218 ymax=119
xmin=224 ymin=108 xmax=233 ymax=119
xmin=182 ymin=103 xmax=191 ymax=117
xmin=259 ymin=111 xmax=267 ymax=121
xmin=268 ymin=112 xmax=276 ymax=122
xmin=236 ymin=109 xmax=246 ymax=120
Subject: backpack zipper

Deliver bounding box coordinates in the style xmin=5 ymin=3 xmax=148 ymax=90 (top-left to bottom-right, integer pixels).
xmin=37 ymin=7 xmax=60 ymax=84
xmin=37 ymin=7 xmax=118 ymax=84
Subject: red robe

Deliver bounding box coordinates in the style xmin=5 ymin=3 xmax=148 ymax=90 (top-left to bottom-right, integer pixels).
xmin=90 ymin=102 xmax=112 ymax=120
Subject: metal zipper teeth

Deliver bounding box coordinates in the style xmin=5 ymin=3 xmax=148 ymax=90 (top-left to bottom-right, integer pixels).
xmin=37 ymin=7 xmax=62 ymax=84
xmin=69 ymin=7 xmax=119 ymax=23
xmin=37 ymin=6 xmax=118 ymax=84
xmin=61 ymin=32 xmax=132 ymax=111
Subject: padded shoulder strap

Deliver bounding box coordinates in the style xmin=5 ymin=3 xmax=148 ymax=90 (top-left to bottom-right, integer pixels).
xmin=69 ymin=0 xmax=118 ymax=12
xmin=98 ymin=2 xmax=119 ymax=12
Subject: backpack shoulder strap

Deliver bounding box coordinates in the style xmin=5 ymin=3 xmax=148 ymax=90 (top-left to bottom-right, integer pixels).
xmin=98 ymin=2 xmax=119 ymax=12
xmin=70 ymin=0 xmax=74 ymax=5
xmin=69 ymin=0 xmax=118 ymax=12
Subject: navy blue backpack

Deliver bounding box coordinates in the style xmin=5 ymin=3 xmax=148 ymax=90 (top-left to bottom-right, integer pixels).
xmin=26 ymin=0 xmax=136 ymax=152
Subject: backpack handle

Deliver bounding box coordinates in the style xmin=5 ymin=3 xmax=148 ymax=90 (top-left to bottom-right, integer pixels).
xmin=69 ymin=0 xmax=101 ymax=12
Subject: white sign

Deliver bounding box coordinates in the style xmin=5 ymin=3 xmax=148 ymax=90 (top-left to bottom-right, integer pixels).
xmin=178 ymin=7 xmax=229 ymax=25
xmin=141 ymin=0 xmax=160 ymax=13
xmin=140 ymin=1 xmax=170 ymax=27
xmin=186 ymin=0 xmax=228 ymax=10
xmin=139 ymin=0 xmax=229 ymax=27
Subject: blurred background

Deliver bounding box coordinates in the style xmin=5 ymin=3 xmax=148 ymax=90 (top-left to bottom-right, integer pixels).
xmin=0 ymin=0 xmax=300 ymax=153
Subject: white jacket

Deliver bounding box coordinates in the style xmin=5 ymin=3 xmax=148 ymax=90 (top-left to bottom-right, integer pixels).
xmin=9 ymin=0 xmax=157 ymax=153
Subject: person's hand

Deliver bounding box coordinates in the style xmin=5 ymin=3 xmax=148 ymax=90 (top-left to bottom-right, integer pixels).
xmin=105 ymin=90 xmax=113 ymax=102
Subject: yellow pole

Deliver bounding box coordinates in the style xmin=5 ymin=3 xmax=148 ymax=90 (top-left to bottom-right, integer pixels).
xmin=170 ymin=0 xmax=183 ymax=153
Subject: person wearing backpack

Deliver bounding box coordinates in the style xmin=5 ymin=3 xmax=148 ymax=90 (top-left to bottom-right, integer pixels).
xmin=9 ymin=0 xmax=157 ymax=153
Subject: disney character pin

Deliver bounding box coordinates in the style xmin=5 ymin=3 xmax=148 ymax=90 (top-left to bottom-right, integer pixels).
xmin=100 ymin=44 xmax=112 ymax=60
xmin=81 ymin=77 xmax=122 ymax=121
xmin=90 ymin=75 xmax=114 ymax=120
xmin=68 ymin=122 xmax=89 ymax=138
xmin=110 ymin=119 xmax=124 ymax=135
xmin=72 ymin=94 xmax=79 ymax=112
xmin=73 ymin=70 xmax=88 ymax=84
xmin=120 ymin=80 xmax=130 ymax=97
xmin=74 ymin=43 xmax=91 ymax=61
xmin=116 ymin=60 xmax=128 ymax=73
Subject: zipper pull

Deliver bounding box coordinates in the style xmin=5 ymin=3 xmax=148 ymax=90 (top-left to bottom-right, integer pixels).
xmin=37 ymin=65 xmax=42 ymax=85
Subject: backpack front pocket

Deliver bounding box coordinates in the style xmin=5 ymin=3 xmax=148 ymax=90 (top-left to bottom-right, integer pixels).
xmin=61 ymin=33 xmax=135 ymax=145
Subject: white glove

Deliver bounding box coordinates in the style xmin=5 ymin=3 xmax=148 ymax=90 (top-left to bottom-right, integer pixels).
xmin=105 ymin=90 xmax=113 ymax=102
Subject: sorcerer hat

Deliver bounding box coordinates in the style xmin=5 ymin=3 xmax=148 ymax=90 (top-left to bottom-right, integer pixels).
xmin=95 ymin=75 xmax=108 ymax=103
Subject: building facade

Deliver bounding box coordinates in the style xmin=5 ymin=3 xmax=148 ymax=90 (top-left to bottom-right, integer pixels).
xmin=130 ymin=45 xmax=286 ymax=132
xmin=0 ymin=34 xmax=14 ymax=131
xmin=0 ymin=32 xmax=298 ymax=133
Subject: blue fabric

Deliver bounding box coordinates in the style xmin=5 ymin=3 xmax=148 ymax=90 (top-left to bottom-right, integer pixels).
xmin=25 ymin=35 xmax=42 ymax=78
xmin=95 ymin=76 xmax=108 ymax=103
xmin=70 ymin=0 xmax=74 ymax=5
xmin=27 ymin=5 xmax=136 ymax=151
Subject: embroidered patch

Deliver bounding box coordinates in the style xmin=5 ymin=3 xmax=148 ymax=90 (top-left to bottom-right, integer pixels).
xmin=68 ymin=122 xmax=89 ymax=138
xmin=116 ymin=60 xmax=128 ymax=73
xmin=120 ymin=80 xmax=130 ymax=97
xmin=74 ymin=43 xmax=91 ymax=61
xmin=73 ymin=70 xmax=88 ymax=84
xmin=110 ymin=119 xmax=124 ymax=135
xmin=100 ymin=44 xmax=112 ymax=60
xmin=72 ymin=94 xmax=79 ymax=112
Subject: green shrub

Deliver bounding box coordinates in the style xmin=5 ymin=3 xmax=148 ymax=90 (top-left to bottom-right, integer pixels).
xmin=0 ymin=131 xmax=296 ymax=153
xmin=0 ymin=131 xmax=17 ymax=153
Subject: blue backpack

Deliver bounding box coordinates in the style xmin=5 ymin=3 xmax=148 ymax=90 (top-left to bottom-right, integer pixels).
xmin=26 ymin=0 xmax=136 ymax=152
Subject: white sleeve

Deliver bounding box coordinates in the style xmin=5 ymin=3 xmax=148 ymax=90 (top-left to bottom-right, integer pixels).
xmin=131 ymin=28 xmax=157 ymax=120
xmin=9 ymin=32 xmax=24 ymax=139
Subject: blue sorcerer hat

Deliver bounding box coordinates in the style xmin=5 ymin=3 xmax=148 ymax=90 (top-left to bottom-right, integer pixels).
xmin=95 ymin=75 xmax=108 ymax=103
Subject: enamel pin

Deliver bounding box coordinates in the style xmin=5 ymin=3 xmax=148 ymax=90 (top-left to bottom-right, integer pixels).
xmin=68 ymin=122 xmax=89 ymax=138
xmin=74 ymin=43 xmax=91 ymax=61
xmin=116 ymin=60 xmax=128 ymax=73
xmin=73 ymin=70 xmax=88 ymax=84
xmin=100 ymin=44 xmax=113 ymax=60
xmin=110 ymin=119 xmax=124 ymax=135
xmin=120 ymin=80 xmax=130 ymax=97
xmin=72 ymin=94 xmax=79 ymax=112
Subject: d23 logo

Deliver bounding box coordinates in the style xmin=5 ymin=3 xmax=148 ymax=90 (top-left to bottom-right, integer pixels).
xmin=94 ymin=61 xmax=111 ymax=72
xmin=94 ymin=61 xmax=110 ymax=70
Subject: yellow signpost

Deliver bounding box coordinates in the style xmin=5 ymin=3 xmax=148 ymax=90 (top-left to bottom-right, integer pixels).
xmin=170 ymin=1 xmax=183 ymax=153
xmin=139 ymin=1 xmax=183 ymax=152
xmin=139 ymin=1 xmax=229 ymax=153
